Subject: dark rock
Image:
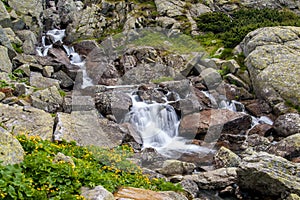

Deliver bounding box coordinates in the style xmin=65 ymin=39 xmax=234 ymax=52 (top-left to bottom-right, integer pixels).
xmin=243 ymin=99 xmax=273 ymax=117
xmin=52 ymin=70 xmax=74 ymax=89
xmin=273 ymin=113 xmax=300 ymax=137
xmin=267 ymin=133 xmax=300 ymax=161
xmin=224 ymin=83 xmax=254 ymax=101
xmin=248 ymin=124 xmax=273 ymax=137
xmin=242 ymin=134 xmax=271 ymax=152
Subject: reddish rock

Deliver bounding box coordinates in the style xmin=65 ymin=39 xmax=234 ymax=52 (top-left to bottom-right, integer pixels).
xmin=248 ymin=124 xmax=273 ymax=136
xmin=242 ymin=99 xmax=273 ymax=117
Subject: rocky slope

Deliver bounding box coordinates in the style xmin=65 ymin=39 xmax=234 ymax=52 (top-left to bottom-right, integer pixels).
xmin=0 ymin=0 xmax=299 ymax=199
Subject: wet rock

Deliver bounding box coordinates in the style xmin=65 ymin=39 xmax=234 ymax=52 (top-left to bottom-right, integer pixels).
xmin=30 ymin=72 xmax=60 ymax=89
xmin=180 ymin=109 xmax=251 ymax=143
xmin=31 ymin=86 xmax=63 ymax=113
xmin=267 ymin=133 xmax=300 ymax=161
xmin=248 ymin=124 xmax=273 ymax=136
xmin=214 ymin=146 xmax=241 ymax=168
xmin=54 ymin=111 xmax=124 ymax=148
xmin=237 ymin=152 xmax=300 ymax=197
xmin=243 ymin=99 xmax=273 ymax=117
xmin=0 ymin=104 xmax=54 ymax=140
xmin=273 ymin=113 xmax=300 ymax=137
xmin=183 ymin=167 xmax=237 ymax=190
xmin=0 ymin=127 xmax=24 ymax=165
xmin=114 ymin=187 xmax=188 ymax=200
xmin=157 ymin=160 xmax=196 ymax=176
xmin=81 ymin=186 xmax=114 ymax=200
xmin=0 ymin=45 xmax=13 ymax=73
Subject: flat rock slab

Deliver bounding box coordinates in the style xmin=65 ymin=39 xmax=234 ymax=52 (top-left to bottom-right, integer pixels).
xmin=0 ymin=104 xmax=54 ymax=140
xmin=54 ymin=110 xmax=124 ymax=148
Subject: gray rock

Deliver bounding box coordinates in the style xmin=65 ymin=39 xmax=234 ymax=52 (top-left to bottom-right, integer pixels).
xmin=54 ymin=111 xmax=124 ymax=148
xmin=0 ymin=45 xmax=12 ymax=73
xmin=3 ymin=28 xmax=22 ymax=48
xmin=267 ymin=133 xmax=300 ymax=160
xmin=222 ymin=59 xmax=240 ymax=74
xmin=155 ymin=0 xmax=185 ymax=17
xmin=157 ymin=160 xmax=196 ymax=176
xmin=240 ymin=26 xmax=300 ymax=107
xmin=214 ymin=146 xmax=241 ymax=168
xmin=237 ymin=152 xmax=300 ymax=197
xmin=53 ymin=152 xmax=75 ymax=167
xmin=286 ymin=193 xmax=300 ymax=200
xmin=224 ymin=73 xmax=250 ymax=91
xmin=42 ymin=65 xmax=54 ymax=78
xmin=30 ymin=72 xmax=60 ymax=89
xmin=0 ymin=104 xmax=54 ymax=140
xmin=31 ymin=86 xmax=64 ymax=113
xmin=16 ymin=30 xmax=37 ymax=55
xmin=180 ymin=179 xmax=199 ymax=198
xmin=95 ymin=90 xmax=131 ymax=123
xmin=8 ymin=0 xmax=43 ymax=17
xmin=190 ymin=3 xmax=211 ymax=18
xmin=200 ymin=68 xmax=222 ymax=89
xmin=0 ymin=1 xmax=11 ymax=28
xmin=0 ymin=127 xmax=24 ymax=165
xmin=273 ymin=113 xmax=300 ymax=137
xmin=81 ymin=186 xmax=114 ymax=200
xmin=0 ymin=25 xmax=17 ymax=59
xmin=52 ymin=70 xmax=74 ymax=89
xmin=16 ymin=64 xmax=30 ymax=77
xmin=183 ymin=167 xmax=237 ymax=190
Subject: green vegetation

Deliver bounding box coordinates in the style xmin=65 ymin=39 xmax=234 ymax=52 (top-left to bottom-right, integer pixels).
xmin=0 ymin=80 xmax=10 ymax=89
xmin=58 ymin=89 xmax=66 ymax=98
xmin=11 ymin=43 xmax=23 ymax=54
xmin=196 ymin=8 xmax=300 ymax=49
xmin=0 ymin=135 xmax=182 ymax=199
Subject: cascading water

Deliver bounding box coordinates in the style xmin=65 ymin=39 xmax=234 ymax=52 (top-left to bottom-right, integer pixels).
xmin=36 ymin=29 xmax=93 ymax=88
xmin=124 ymin=92 xmax=213 ymax=158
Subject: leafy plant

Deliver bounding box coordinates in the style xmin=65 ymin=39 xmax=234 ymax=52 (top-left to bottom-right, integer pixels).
xmin=0 ymin=135 xmax=183 ymax=199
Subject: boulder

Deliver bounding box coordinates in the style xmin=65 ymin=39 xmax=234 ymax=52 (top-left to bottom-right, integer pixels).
xmin=0 ymin=26 xmax=17 ymax=59
xmin=114 ymin=187 xmax=188 ymax=200
xmin=237 ymin=152 xmax=300 ymax=197
xmin=15 ymin=30 xmax=37 ymax=55
xmin=240 ymin=26 xmax=300 ymax=108
xmin=30 ymin=72 xmax=60 ymax=89
xmin=154 ymin=0 xmax=185 ymax=17
xmin=0 ymin=45 xmax=12 ymax=73
xmin=273 ymin=113 xmax=300 ymax=137
xmin=248 ymin=123 xmax=273 ymax=137
xmin=31 ymin=86 xmax=64 ymax=113
xmin=52 ymin=70 xmax=74 ymax=89
xmin=182 ymin=167 xmax=237 ymax=190
xmin=95 ymin=90 xmax=132 ymax=123
xmin=267 ymin=133 xmax=300 ymax=161
xmin=0 ymin=104 xmax=54 ymax=140
xmin=214 ymin=146 xmax=241 ymax=168
xmin=200 ymin=68 xmax=222 ymax=89
xmin=190 ymin=3 xmax=211 ymax=18
xmin=53 ymin=111 xmax=125 ymax=148
xmin=179 ymin=109 xmax=252 ymax=145
xmin=81 ymin=186 xmax=114 ymax=200
xmin=157 ymin=160 xmax=196 ymax=176
xmin=0 ymin=127 xmax=24 ymax=165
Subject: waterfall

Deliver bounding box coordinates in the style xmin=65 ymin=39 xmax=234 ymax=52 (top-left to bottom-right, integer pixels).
xmin=124 ymin=92 xmax=213 ymax=158
xmin=36 ymin=29 xmax=93 ymax=88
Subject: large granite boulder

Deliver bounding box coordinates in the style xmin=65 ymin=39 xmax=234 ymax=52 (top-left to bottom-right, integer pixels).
xmin=0 ymin=127 xmax=24 ymax=165
xmin=240 ymin=26 xmax=300 ymax=109
xmin=237 ymin=152 xmax=300 ymax=197
xmin=0 ymin=104 xmax=54 ymax=140
xmin=53 ymin=110 xmax=125 ymax=148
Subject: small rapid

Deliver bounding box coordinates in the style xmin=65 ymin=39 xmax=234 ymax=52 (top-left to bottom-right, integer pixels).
xmin=36 ymin=29 xmax=93 ymax=88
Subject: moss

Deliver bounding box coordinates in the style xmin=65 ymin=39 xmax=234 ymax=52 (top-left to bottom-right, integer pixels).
xmin=151 ymin=76 xmax=174 ymax=84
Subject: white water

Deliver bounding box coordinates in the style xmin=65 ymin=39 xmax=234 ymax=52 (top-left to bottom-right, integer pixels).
xmin=125 ymin=93 xmax=213 ymax=158
xmin=36 ymin=29 xmax=93 ymax=88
